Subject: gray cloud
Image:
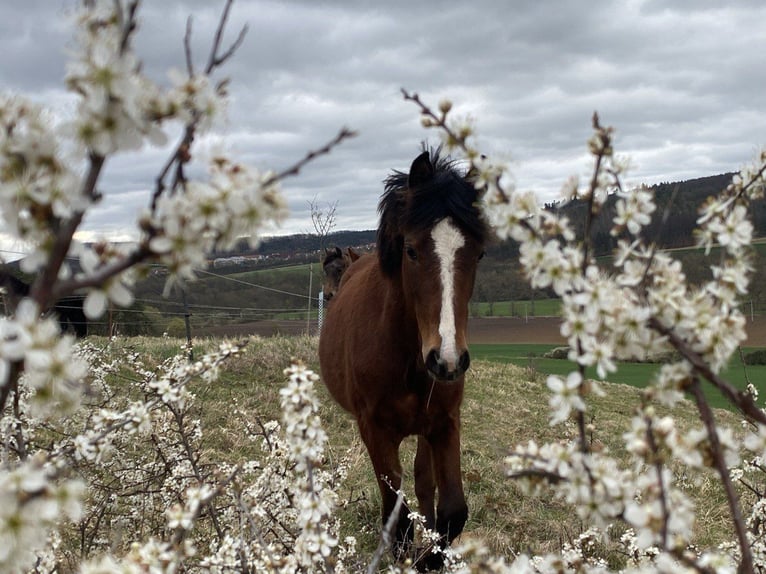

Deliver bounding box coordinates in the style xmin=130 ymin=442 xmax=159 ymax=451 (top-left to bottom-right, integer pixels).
xmin=2 ymin=0 xmax=765 ymax=241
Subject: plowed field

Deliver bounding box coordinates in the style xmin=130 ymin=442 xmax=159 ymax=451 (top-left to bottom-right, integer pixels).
xmin=201 ymin=315 xmax=766 ymax=346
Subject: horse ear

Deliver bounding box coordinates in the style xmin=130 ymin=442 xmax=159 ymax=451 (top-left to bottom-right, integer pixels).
xmin=407 ymin=151 xmax=434 ymax=188
xmin=346 ymin=247 xmax=360 ymax=262
xmin=322 ymin=246 xmax=339 ymax=266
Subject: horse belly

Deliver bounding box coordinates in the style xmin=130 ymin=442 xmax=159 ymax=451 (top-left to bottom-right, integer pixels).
xmin=318 ymin=278 xmax=375 ymax=414
xmin=318 ymin=260 xmax=402 ymax=416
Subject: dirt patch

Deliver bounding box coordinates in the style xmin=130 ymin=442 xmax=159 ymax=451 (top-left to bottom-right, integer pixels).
xmin=467 ymin=317 xmax=564 ymax=344
xmin=199 ymin=315 xmax=766 ymax=347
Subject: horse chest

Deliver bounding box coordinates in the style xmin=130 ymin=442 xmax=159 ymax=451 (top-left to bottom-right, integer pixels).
xmin=363 ymin=377 xmax=463 ymax=438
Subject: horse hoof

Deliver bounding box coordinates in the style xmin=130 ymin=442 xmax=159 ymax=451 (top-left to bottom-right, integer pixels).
xmin=414 ymin=547 xmax=444 ymax=572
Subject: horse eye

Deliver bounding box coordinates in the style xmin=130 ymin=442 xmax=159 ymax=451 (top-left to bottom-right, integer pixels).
xmin=405 ymin=246 xmax=418 ymax=261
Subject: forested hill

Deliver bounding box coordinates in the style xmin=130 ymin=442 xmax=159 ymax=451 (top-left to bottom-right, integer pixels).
xmin=217 ymin=229 xmax=377 ymax=260
xmin=215 ymin=172 xmax=762 ymax=262
xmin=547 ymin=172 xmax=766 ymax=256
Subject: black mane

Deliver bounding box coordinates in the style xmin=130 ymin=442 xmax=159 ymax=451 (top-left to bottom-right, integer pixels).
xmin=376 ymin=146 xmax=489 ymax=276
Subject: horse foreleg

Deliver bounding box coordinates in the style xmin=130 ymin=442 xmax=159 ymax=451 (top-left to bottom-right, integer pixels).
xmin=414 ymin=436 xmax=436 ymax=529
xmin=358 ymin=421 xmax=412 ymax=557
xmin=431 ymin=422 xmax=468 ymax=546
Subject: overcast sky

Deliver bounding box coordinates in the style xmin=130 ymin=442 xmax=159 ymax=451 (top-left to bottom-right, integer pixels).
xmin=2 ymin=0 xmax=765 ymax=245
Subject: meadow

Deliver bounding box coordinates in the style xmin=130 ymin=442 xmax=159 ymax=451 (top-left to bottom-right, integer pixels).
xmin=470 ymin=343 xmax=766 ymax=411
xmin=84 ymin=334 xmax=748 ymax=570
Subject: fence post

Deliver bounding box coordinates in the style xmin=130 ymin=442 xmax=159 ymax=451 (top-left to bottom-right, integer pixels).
xmin=181 ymin=286 xmax=194 ymax=361
xmin=306 ymin=263 xmax=313 ymax=335
xmin=318 ymin=290 xmax=324 ymax=332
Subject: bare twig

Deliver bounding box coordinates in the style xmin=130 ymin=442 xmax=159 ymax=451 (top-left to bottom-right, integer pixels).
xmin=152 ymin=0 xmax=249 ymax=213
xmin=367 ymin=491 xmax=405 ymax=574
xmin=648 ymin=317 xmax=766 ymax=425
xmin=262 ymin=127 xmax=357 ymax=188
xmin=204 ymin=0 xmax=247 ymax=74
xmin=118 ymin=0 xmax=140 ymax=55
xmin=688 ymin=376 xmax=754 ymax=574
xmin=184 ymin=16 xmax=194 ymax=77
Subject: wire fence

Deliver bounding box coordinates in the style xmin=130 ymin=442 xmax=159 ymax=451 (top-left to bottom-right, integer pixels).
xmin=2 ymin=249 xmax=766 ymax=340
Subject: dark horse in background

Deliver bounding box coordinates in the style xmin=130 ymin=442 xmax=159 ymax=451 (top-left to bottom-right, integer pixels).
xmin=0 ymin=268 xmax=88 ymax=337
xmin=319 ymin=149 xmax=489 ymax=569
xmin=321 ymin=246 xmax=361 ymax=302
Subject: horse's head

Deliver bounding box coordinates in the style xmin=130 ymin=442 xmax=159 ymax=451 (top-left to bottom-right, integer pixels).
xmin=377 ymin=148 xmax=488 ymax=382
xmin=322 ymin=246 xmax=345 ymax=302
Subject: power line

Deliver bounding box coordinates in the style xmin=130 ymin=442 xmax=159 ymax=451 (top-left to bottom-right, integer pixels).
xmin=193 ymin=268 xmax=313 ymax=300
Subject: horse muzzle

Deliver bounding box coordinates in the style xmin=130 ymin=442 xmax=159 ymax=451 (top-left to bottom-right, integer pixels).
xmin=425 ymin=348 xmax=470 ymax=382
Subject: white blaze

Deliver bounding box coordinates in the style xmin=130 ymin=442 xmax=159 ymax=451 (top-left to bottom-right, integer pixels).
xmin=431 ymin=218 xmax=465 ymax=368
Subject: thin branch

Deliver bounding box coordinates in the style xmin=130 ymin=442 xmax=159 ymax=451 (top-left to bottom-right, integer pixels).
xmin=78 ymin=126 xmax=355 ymax=299
xmin=184 ymin=16 xmax=194 ymax=77
xmin=118 ymin=0 xmax=140 ymax=55
xmin=367 ymin=491 xmax=405 ymax=574
xmin=52 ymin=243 xmax=152 ymax=300
xmin=688 ymin=376 xmax=754 ymax=574
xmin=169 ymin=465 xmax=241 ymax=548
xmin=205 ymin=0 xmax=247 ymax=74
xmin=152 ymin=128 xmax=194 ymax=211
xmin=262 ymin=127 xmax=357 ymax=187
xmin=210 ymin=25 xmax=248 ymax=71
xmin=153 ymin=0 xmax=248 ymax=212
xmin=643 ymin=416 xmax=669 ymax=547
xmin=400 ymin=88 xmax=466 ymax=149
xmin=648 ymin=317 xmax=766 ymax=425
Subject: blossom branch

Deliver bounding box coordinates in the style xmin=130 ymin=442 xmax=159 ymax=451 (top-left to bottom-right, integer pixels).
xmin=261 ymin=127 xmax=358 ymax=187
xmin=151 ymin=0 xmax=247 ymax=212
xmin=688 ymin=376 xmax=754 ymax=574
xmin=30 ymin=153 xmax=105 ymax=308
xmin=643 ymin=415 xmax=670 ymax=547
xmin=649 ymin=316 xmax=766 ymax=425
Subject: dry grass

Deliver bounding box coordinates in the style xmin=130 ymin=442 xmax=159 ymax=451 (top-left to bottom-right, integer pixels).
xmin=96 ymin=335 xmax=746 ymax=567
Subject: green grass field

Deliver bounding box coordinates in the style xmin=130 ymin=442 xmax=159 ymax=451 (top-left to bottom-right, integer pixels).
xmin=472 ymin=299 xmax=561 ymax=317
xmin=470 ymin=343 xmax=766 ymax=411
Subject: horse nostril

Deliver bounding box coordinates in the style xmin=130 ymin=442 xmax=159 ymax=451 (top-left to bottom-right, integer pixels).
xmin=425 ymin=349 xmax=441 ymax=377
xmin=459 ymin=350 xmax=470 ymax=373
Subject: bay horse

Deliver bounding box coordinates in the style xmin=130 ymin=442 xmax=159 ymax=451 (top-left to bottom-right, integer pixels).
xmin=321 ymin=246 xmax=361 ymax=302
xmin=318 ymin=148 xmax=488 ymax=569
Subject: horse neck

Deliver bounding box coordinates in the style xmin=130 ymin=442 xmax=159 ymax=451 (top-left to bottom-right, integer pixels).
xmin=380 ymin=271 xmax=422 ymax=349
